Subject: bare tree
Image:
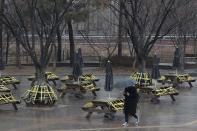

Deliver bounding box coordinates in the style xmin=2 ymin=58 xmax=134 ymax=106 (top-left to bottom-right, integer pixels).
xmin=5 ymin=29 xmax=10 ymax=64
xmin=66 ymin=1 xmax=88 ymax=66
xmin=102 ymin=30 xmax=118 ymax=60
xmin=171 ymin=2 xmax=197 ymax=73
xmin=117 ymin=0 xmax=123 ymax=56
xmin=56 ymin=23 xmax=66 ymax=62
xmin=52 ymin=1 xmax=68 ymax=62
xmin=67 ymin=18 xmax=75 ymax=66
xmin=0 ymin=0 xmax=5 ymax=69
xmin=80 ymin=1 xmax=119 ymax=60
xmin=3 ymin=0 xmax=73 ymax=83
xmin=110 ymin=0 xmax=191 ymax=72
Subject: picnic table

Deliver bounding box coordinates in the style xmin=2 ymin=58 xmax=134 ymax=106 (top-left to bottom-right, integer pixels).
xmin=60 ymin=74 xmax=100 ymax=85
xmin=22 ymin=84 xmax=58 ymax=105
xmin=0 ymin=76 xmax=20 ymax=89
xmin=28 ymin=72 xmax=59 ymax=86
xmin=130 ymin=72 xmax=152 ymax=87
xmin=157 ymin=73 xmax=195 ymax=88
xmin=0 ymin=93 xmax=21 ymax=110
xmin=79 ymin=74 xmax=99 ymax=86
xmin=138 ymin=85 xmax=179 ymax=102
xmin=0 ymin=84 xmax=21 ymax=110
xmin=81 ymin=98 xmax=124 ymax=119
xmin=60 ymin=75 xmax=77 ymax=84
xmin=0 ymin=84 xmax=11 ymax=92
xmin=57 ymin=81 xmax=100 ymax=97
xmin=58 ymin=75 xmax=100 ymax=98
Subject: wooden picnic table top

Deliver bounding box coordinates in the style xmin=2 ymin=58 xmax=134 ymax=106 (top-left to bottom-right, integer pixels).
xmin=164 ymin=73 xmax=191 ymax=78
xmin=92 ymin=98 xmax=121 ymax=104
xmin=164 ymin=74 xmax=178 ymax=77
xmin=66 ymin=82 xmax=80 ymax=86
xmin=163 ymin=74 xmax=183 ymax=80
xmin=160 ymin=74 xmax=195 ymax=82
xmin=145 ymin=85 xmax=173 ymax=89
xmin=65 ymin=82 xmax=100 ymax=92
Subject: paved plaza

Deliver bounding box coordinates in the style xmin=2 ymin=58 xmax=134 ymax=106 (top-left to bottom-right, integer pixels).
xmin=0 ymin=67 xmax=197 ymax=131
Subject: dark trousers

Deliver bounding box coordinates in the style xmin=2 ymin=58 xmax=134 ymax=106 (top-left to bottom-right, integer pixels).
xmin=125 ymin=113 xmax=138 ymax=123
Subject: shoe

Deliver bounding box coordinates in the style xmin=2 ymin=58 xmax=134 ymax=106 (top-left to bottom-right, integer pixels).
xmin=136 ymin=117 xmax=139 ymax=126
xmin=135 ymin=121 xmax=138 ymax=126
xmin=122 ymin=122 xmax=128 ymax=127
xmin=75 ymin=94 xmax=80 ymax=98
xmin=104 ymin=114 xmax=109 ymax=118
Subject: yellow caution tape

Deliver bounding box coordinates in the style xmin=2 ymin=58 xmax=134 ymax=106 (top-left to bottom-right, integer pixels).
xmin=22 ymin=84 xmax=58 ymax=104
xmin=130 ymin=72 xmax=152 ymax=87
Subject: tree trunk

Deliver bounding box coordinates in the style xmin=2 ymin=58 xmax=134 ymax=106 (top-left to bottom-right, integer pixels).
xmin=193 ymin=39 xmax=197 ymax=55
xmin=53 ymin=44 xmax=57 ymax=71
xmin=117 ymin=0 xmax=123 ymax=56
xmin=35 ymin=66 xmax=47 ymax=85
xmin=138 ymin=57 xmax=146 ymax=73
xmin=178 ymin=40 xmax=186 ymax=73
xmin=16 ymin=39 xmax=21 ymax=69
xmin=57 ymin=25 xmax=62 ymax=62
xmin=6 ymin=30 xmax=10 ymax=64
xmin=0 ymin=0 xmax=5 ymax=66
xmin=31 ymin=15 xmax=35 ymax=51
xmin=68 ymin=19 xmax=75 ymax=66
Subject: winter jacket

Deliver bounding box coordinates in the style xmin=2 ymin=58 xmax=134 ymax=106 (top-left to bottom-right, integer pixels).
xmin=123 ymin=87 xmax=139 ymax=115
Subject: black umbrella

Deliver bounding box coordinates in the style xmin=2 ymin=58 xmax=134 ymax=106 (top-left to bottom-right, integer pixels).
xmin=151 ymin=54 xmax=160 ymax=79
xmin=105 ymin=60 xmax=113 ymax=91
xmin=77 ymin=48 xmax=83 ymax=67
xmin=114 ymin=78 xmax=136 ymax=89
xmin=173 ymin=47 xmax=180 ymax=68
xmin=72 ymin=53 xmax=82 ymax=78
xmin=77 ymin=48 xmax=83 ymax=75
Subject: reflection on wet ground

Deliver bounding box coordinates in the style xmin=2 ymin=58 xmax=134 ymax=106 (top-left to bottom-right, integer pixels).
xmin=0 ymin=75 xmax=197 ymax=131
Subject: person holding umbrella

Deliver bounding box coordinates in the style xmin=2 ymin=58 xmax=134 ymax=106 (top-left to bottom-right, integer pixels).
xmin=122 ymin=86 xmax=139 ymax=127
xmin=114 ymin=78 xmax=139 ymax=126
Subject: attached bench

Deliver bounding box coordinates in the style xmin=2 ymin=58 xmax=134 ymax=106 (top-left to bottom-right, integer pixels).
xmin=0 ymin=93 xmax=21 ymax=110
xmin=0 ymin=76 xmax=20 ymax=89
xmin=0 ymin=84 xmax=10 ymax=92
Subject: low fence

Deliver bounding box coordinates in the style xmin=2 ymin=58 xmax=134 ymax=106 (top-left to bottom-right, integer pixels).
xmin=3 ymin=41 xmax=197 ymax=67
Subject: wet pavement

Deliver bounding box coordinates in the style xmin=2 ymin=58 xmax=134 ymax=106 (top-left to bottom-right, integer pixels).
xmin=0 ymin=74 xmax=197 ymax=131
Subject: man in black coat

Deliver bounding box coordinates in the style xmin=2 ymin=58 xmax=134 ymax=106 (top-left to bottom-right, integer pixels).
xmin=122 ymin=86 xmax=139 ymax=126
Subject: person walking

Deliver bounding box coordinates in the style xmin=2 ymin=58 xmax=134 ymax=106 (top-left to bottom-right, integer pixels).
xmin=122 ymin=86 xmax=139 ymax=127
